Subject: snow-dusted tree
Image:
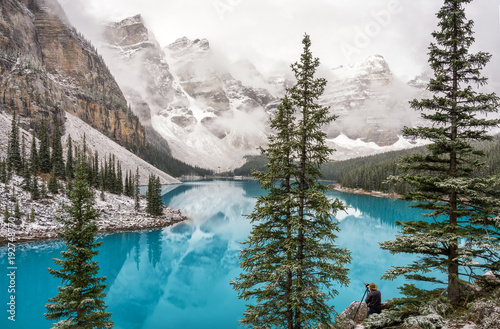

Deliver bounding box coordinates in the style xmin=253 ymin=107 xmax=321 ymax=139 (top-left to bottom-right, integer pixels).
xmin=0 ymin=159 xmax=7 ymax=184
xmin=65 ymin=135 xmax=73 ymax=180
xmin=38 ymin=120 xmax=51 ymax=174
xmin=29 ymin=132 xmax=39 ymax=174
xmin=22 ymin=162 xmax=31 ymax=191
xmin=146 ymin=174 xmax=162 ymax=216
xmin=45 ymin=160 xmax=113 ymax=328
xmin=3 ymin=205 xmax=9 ymax=223
xmin=14 ymin=200 xmax=21 ymax=219
xmin=30 ymin=176 xmax=40 ymax=200
xmin=51 ymin=120 xmax=65 ymax=179
xmin=232 ymin=34 xmax=351 ymax=328
xmin=7 ymin=111 xmax=22 ymax=174
xmin=381 ymin=0 xmax=500 ymax=305
xmin=134 ymin=167 xmax=140 ymax=212
xmin=48 ymin=166 xmax=58 ymax=194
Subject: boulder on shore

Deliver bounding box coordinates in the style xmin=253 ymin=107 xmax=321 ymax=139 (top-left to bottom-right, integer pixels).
xmin=337 ymin=301 xmax=368 ymax=326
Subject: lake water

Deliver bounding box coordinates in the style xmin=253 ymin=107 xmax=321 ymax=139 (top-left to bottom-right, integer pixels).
xmin=1 ymin=179 xmax=433 ymax=328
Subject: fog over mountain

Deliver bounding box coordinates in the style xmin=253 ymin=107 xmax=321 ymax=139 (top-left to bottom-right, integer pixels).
xmin=58 ymin=0 xmax=500 ymax=82
xmin=54 ymin=0 xmax=500 ymax=170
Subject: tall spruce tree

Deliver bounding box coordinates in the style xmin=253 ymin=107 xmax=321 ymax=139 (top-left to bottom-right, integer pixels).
xmin=232 ymin=34 xmax=351 ymax=329
xmin=45 ymin=160 xmax=113 ymax=328
xmin=22 ymin=162 xmax=31 ymax=191
xmin=381 ymin=0 xmax=500 ymax=305
xmin=51 ymin=120 xmax=65 ymax=179
xmin=7 ymin=111 xmax=22 ymax=174
xmin=146 ymin=174 xmax=162 ymax=216
xmin=30 ymin=132 xmax=39 ymax=174
xmin=48 ymin=166 xmax=58 ymax=194
xmin=134 ymin=167 xmax=140 ymax=212
xmin=38 ymin=120 xmax=51 ymax=174
xmin=65 ymin=135 xmax=73 ymax=179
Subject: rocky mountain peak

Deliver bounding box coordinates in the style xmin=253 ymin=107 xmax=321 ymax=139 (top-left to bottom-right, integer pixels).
xmin=105 ymin=14 xmax=153 ymax=48
xmin=333 ymin=54 xmax=393 ymax=84
xmin=167 ymin=37 xmax=211 ymax=59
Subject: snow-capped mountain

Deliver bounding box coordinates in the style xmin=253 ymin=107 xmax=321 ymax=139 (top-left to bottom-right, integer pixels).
xmin=322 ymin=55 xmax=423 ymax=146
xmin=102 ymin=16 xmax=277 ymax=171
xmin=99 ymin=15 xmax=427 ymax=170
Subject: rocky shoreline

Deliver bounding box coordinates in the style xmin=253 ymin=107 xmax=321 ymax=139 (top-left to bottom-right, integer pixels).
xmin=1 ymin=208 xmax=188 ymax=245
xmin=0 ymin=176 xmax=188 ymax=246
xmin=332 ymin=184 xmax=402 ymax=199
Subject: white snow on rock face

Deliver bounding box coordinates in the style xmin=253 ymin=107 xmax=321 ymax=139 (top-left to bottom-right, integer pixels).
xmin=63 ymin=112 xmax=181 ymax=185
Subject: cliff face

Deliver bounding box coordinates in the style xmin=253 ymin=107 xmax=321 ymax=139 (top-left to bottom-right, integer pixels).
xmin=0 ymin=0 xmax=144 ymax=150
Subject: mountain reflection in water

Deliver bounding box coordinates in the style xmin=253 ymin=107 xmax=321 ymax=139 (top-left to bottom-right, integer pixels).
xmin=0 ymin=180 xmax=435 ymax=329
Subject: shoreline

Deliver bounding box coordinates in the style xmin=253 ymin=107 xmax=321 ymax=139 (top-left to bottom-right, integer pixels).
xmin=332 ymin=184 xmax=402 ymax=199
xmin=0 ymin=175 xmax=189 ymax=246
xmin=1 ymin=208 xmax=188 ymax=246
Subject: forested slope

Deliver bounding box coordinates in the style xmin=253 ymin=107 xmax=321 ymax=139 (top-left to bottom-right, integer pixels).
xmin=323 ymin=134 xmax=500 ymax=194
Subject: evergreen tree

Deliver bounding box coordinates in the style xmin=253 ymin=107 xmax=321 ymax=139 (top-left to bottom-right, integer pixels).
xmin=29 ymin=208 xmax=35 ymax=222
xmin=3 ymin=205 xmax=9 ymax=223
xmin=21 ymin=134 xmax=26 ymax=170
xmin=30 ymin=176 xmax=40 ymax=200
xmin=232 ymin=34 xmax=351 ymax=328
xmin=134 ymin=168 xmax=140 ymax=212
xmin=0 ymin=159 xmax=7 ymax=184
xmin=14 ymin=200 xmax=21 ymax=219
xmin=124 ymin=171 xmax=130 ymax=197
xmin=117 ymin=161 xmax=123 ymax=195
xmin=380 ymin=0 xmax=500 ymax=305
xmin=51 ymin=120 xmax=65 ymax=179
xmin=29 ymin=132 xmax=39 ymax=174
xmin=22 ymin=162 xmax=31 ymax=191
xmin=41 ymin=181 xmax=47 ymax=199
xmin=146 ymin=174 xmax=162 ymax=216
xmin=7 ymin=111 xmax=22 ymax=174
xmin=48 ymin=166 xmax=58 ymax=194
xmin=38 ymin=120 xmax=51 ymax=173
xmin=45 ymin=160 xmax=113 ymax=328
xmin=65 ymin=135 xmax=73 ymax=179
xmin=92 ymin=151 xmax=99 ymax=188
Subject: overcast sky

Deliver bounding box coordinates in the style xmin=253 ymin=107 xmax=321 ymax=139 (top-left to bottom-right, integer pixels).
xmin=58 ymin=0 xmax=500 ymax=82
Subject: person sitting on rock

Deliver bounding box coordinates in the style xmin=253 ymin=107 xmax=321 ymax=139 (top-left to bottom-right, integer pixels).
xmin=365 ymin=282 xmax=381 ymax=318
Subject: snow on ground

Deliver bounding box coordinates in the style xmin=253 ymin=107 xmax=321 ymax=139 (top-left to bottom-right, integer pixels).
xmin=63 ymin=112 xmax=181 ymax=185
xmin=0 ymin=174 xmax=187 ymax=245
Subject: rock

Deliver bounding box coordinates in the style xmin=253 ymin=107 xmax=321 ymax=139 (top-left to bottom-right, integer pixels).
xmin=338 ymin=301 xmax=368 ymax=324
xmin=0 ymin=0 xmax=146 ymax=154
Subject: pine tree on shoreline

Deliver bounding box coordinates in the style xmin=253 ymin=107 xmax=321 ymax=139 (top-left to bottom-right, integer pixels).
xmin=232 ymin=34 xmax=351 ymax=329
xmin=381 ymin=0 xmax=500 ymax=305
xmin=45 ymin=159 xmax=113 ymax=328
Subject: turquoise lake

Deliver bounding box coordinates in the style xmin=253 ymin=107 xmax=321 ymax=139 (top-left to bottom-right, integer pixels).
xmin=1 ymin=179 xmax=434 ymax=328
